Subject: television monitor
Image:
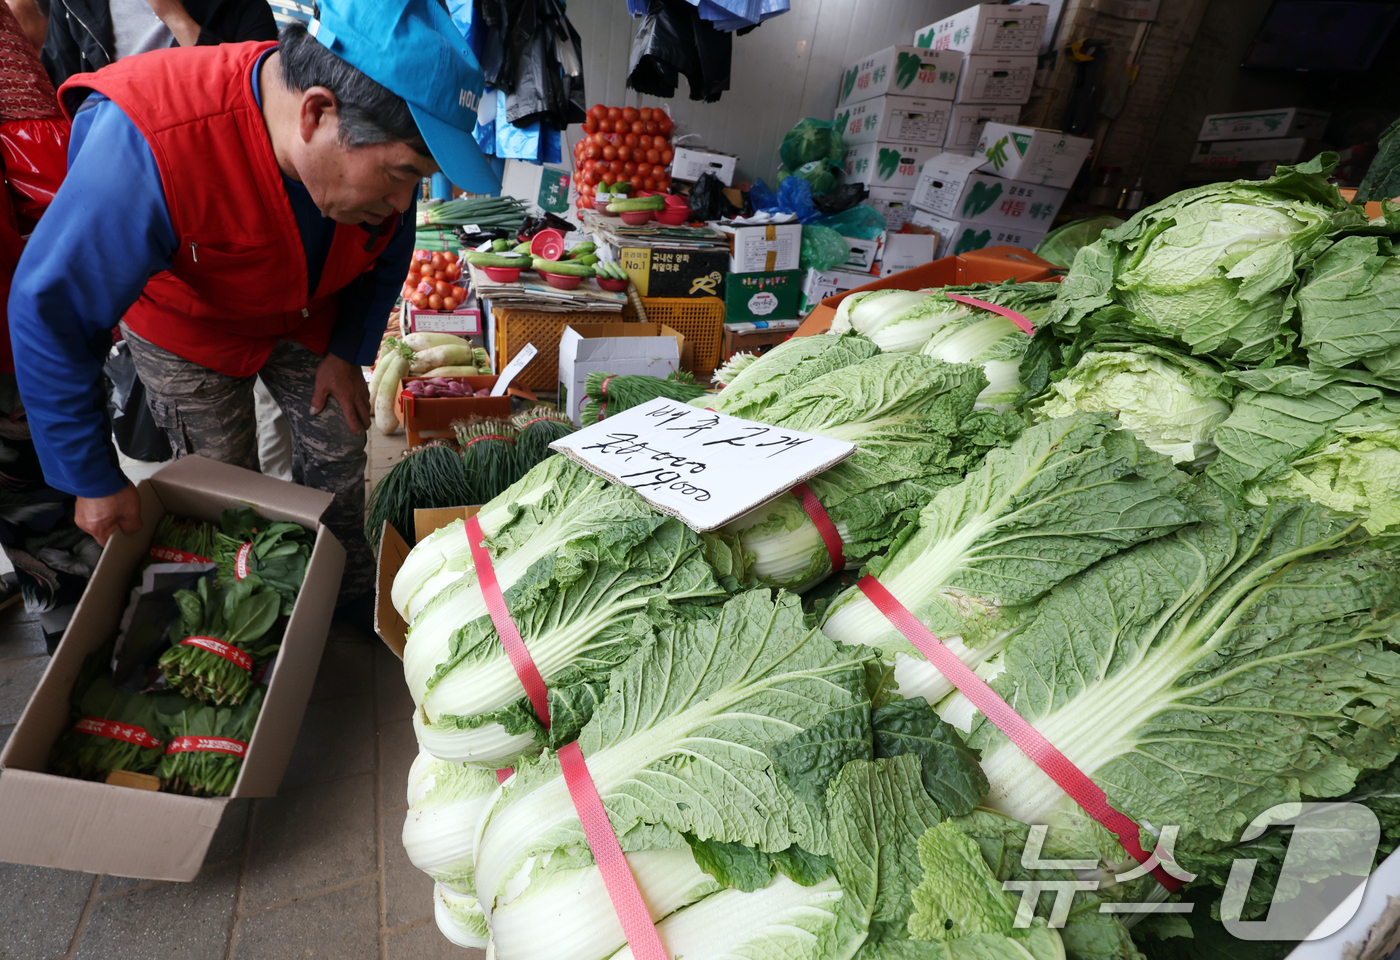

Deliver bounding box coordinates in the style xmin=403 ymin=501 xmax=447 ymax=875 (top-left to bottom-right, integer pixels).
xmin=1242 ymin=0 xmax=1400 ymax=71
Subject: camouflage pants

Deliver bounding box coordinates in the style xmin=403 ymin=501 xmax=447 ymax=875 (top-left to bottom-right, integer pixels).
xmin=121 ymin=324 xmax=373 ymax=605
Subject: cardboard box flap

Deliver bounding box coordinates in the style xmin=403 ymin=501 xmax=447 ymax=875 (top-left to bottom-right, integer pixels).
xmin=0 ymin=769 xmax=224 ymax=881
xmin=152 ymin=455 xmax=334 ymax=530
xmin=374 ymin=509 xmax=480 ymax=660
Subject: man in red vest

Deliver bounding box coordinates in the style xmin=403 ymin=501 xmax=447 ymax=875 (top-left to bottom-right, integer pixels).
xmin=8 ymin=0 xmax=499 ymax=617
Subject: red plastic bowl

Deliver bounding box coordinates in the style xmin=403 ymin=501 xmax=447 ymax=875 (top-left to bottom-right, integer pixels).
xmin=663 ymin=194 xmax=689 ymax=207
xmin=594 ymin=197 xmax=619 ymax=215
xmin=596 ymin=276 xmax=629 ymax=292
xmin=539 ymin=271 xmax=583 ymax=290
xmin=481 ymin=265 xmax=522 ymax=283
xmin=619 ymin=210 xmax=655 ymax=226
xmin=529 ymin=229 xmax=565 ymax=260
xmin=655 ymin=207 xmax=691 ymax=225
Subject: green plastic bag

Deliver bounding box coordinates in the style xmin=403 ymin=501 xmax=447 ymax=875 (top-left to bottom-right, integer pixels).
xmin=778 ymin=159 xmax=842 ymax=196
xmin=799 ymin=224 xmax=851 ymax=271
xmin=780 ymin=118 xmax=845 ymax=171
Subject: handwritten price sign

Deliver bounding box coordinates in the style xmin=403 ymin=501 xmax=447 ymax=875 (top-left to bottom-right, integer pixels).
xmin=550 ymin=397 xmax=855 ymax=531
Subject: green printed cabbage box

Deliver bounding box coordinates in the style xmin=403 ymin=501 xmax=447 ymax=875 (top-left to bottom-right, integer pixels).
xmin=911 ymin=151 xmax=1065 ymax=230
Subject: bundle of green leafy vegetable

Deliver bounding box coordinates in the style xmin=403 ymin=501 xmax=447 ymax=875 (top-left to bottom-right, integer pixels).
xmin=50 ymin=677 xmax=171 ymax=781
xmin=213 ymin=508 xmax=316 ymax=614
xmin=821 ymin=413 xmax=1200 ymax=706
xmin=720 ymin=353 xmax=1022 ymax=592
xmin=511 ymin=406 xmax=574 ymax=470
xmin=365 ymin=441 xmax=476 ymax=547
xmin=577 ymin=370 xmax=705 ymax=424
xmin=455 ymin=418 xmax=522 ymax=507
xmin=157 ymin=686 xmax=264 ymax=796
xmin=157 ymin=575 xmax=281 ymax=705
xmin=147 ymin=514 xmax=218 ymax=564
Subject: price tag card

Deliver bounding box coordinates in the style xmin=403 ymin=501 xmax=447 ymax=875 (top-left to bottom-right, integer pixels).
xmin=550 ymin=397 xmax=856 ymax=531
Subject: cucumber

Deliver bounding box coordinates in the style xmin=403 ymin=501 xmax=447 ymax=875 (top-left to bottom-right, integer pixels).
xmin=491 ymin=238 xmax=511 ymax=252
xmin=573 ymin=254 xmax=598 ymax=265
xmin=466 ymin=251 xmax=529 ymax=268
xmin=534 ymin=257 xmax=595 ymax=277
xmin=606 ymin=262 xmax=626 ymax=280
xmin=513 ymin=241 xmax=533 ymax=254
xmin=569 ymin=242 xmax=597 ymax=256
xmin=607 ymin=195 xmax=665 ymax=213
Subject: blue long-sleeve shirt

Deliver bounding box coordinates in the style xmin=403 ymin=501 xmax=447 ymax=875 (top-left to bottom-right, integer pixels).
xmin=9 ymin=50 xmax=413 ymax=499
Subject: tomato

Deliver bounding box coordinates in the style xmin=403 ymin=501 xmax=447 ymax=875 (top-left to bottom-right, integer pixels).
xmin=635 ymin=162 xmax=652 ymax=178
xmin=583 ymin=118 xmax=598 ymax=134
xmin=616 ymin=144 xmax=632 ymax=162
xmin=630 ymin=121 xmax=644 ymax=135
xmin=599 ymin=118 xmax=613 ymax=134
xmin=646 ymin=149 xmax=660 ymax=165
xmin=589 ymin=104 xmax=605 ymax=119
xmin=660 ymin=148 xmax=674 ymax=165
xmin=622 ymin=161 xmax=637 ymax=177
xmin=607 ymin=106 xmax=621 ymax=121
xmin=648 ymin=135 xmax=664 ymax=151
xmin=644 ymin=121 xmax=659 ymax=136
xmin=585 ymin=143 xmax=601 ymax=160
xmin=428 ymin=294 xmax=443 ymax=310
xmin=639 ymin=107 xmax=654 ymax=122
xmin=602 ymin=144 xmax=617 ymax=161
xmin=586 ymin=170 xmax=600 ymax=186
xmin=624 ymin=106 xmax=641 ymax=122
xmin=601 ymin=170 xmax=616 ymax=184
xmin=657 ymin=114 xmax=673 ymax=135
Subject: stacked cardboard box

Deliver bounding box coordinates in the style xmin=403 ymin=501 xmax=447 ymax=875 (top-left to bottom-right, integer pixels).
xmin=1188 ymin=108 xmax=1329 ymax=182
xmin=712 ymin=221 xmax=805 ymax=348
xmin=912 ymin=3 xmax=1047 ymax=155
xmin=835 ymin=44 xmax=962 ymax=232
xmin=910 ymin=151 xmax=1067 ymax=258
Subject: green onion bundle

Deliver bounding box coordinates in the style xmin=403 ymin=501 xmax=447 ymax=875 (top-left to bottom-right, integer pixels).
xmin=212 ymin=508 xmax=316 ymax=615
xmin=578 ymin=370 xmax=706 ymax=424
xmin=454 ymin=418 xmax=521 ymax=506
xmin=50 ymin=677 xmax=171 ymax=781
xmin=417 ymin=196 xmax=528 ymax=233
xmin=511 ymin=406 xmax=575 ymax=470
xmin=157 ymin=576 xmax=281 ymax=706
xmin=365 ymin=441 xmax=476 ymax=546
xmin=157 ymin=687 xmax=264 ymax=797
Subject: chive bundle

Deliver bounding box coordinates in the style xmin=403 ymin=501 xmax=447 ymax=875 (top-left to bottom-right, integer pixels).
xmin=512 ymin=407 xmax=575 ymax=470
xmin=578 ymin=371 xmax=707 ymax=424
xmin=455 ymin=419 xmax=521 ymax=507
xmin=365 ymin=441 xmax=477 ymax=546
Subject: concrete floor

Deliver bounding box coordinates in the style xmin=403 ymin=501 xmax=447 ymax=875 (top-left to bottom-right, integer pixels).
xmin=0 ymin=428 xmax=472 ymax=960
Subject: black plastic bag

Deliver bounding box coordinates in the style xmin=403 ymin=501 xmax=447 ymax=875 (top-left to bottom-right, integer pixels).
xmin=104 ymin=341 xmax=170 ymax=463
xmin=687 ymin=172 xmax=739 ymax=221
xmin=628 ymin=0 xmax=732 ymax=103
xmin=812 ymin=182 xmax=869 ymax=215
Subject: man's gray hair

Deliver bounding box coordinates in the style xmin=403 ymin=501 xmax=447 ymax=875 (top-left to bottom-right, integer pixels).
xmin=278 ymin=21 xmax=431 ymax=157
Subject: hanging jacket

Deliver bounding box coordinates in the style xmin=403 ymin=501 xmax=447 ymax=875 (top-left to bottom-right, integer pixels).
xmin=41 ymin=0 xmax=278 ymax=89
xmin=55 ymin=41 xmax=398 ymax=376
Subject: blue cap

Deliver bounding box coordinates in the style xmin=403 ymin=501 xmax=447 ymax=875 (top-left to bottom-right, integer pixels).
xmin=306 ymin=0 xmax=500 ymax=193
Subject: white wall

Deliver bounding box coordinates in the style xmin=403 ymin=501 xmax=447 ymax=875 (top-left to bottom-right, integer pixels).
xmin=567 ymin=0 xmax=973 ymax=185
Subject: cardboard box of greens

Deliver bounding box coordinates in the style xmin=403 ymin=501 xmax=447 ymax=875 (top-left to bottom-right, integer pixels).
xmin=835 ymin=95 xmax=953 ymax=147
xmin=0 ymin=456 xmax=344 ymax=882
xmin=722 ymin=271 xmax=804 ymax=323
xmin=913 ymin=3 xmax=1047 ymax=56
xmin=835 ymin=45 xmax=963 ymax=106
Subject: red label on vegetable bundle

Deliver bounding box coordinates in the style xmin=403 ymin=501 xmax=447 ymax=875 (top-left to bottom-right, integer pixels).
xmin=180 ymin=635 xmax=253 ymax=671
xmin=147 ymin=545 xmax=212 ymax=564
xmin=234 ymin=542 xmax=254 ymax=580
xmin=73 ymin=717 xmax=164 ymax=750
xmin=164 ymin=736 xmax=248 ymax=757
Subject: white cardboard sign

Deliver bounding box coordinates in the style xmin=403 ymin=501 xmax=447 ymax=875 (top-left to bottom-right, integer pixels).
xmin=549 ymin=397 xmax=856 ymax=531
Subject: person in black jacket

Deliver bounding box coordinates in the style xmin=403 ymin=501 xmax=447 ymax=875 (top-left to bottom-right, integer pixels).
xmin=41 ymin=0 xmax=277 ymax=88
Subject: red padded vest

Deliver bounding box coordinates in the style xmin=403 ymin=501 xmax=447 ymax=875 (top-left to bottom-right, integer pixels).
xmin=58 ymin=42 xmax=397 ymax=376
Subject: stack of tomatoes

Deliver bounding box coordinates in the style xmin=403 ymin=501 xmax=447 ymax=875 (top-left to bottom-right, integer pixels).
xmin=400 ymin=249 xmax=467 ymax=312
xmin=573 ymin=104 xmax=676 ymax=211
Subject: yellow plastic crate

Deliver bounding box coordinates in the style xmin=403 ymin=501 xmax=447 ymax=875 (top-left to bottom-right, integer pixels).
xmin=495 ymin=296 xmax=725 ymax=392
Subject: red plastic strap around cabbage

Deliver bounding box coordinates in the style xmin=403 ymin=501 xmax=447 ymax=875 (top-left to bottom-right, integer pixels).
xmin=598 ymin=374 xmax=616 ymax=421
xmin=463 ymin=515 xmax=552 ymax=730
xmin=73 ymin=717 xmax=163 ymax=750
xmin=944 ymin=293 xmax=1037 ymax=336
xmin=791 ymin=482 xmax=844 ymax=573
xmin=558 ymin=741 xmax=670 ymax=960
xmin=165 ymin=735 xmax=248 ymax=758
xmin=181 ymin=635 xmax=253 ymax=672
xmin=147 ymin=545 xmax=212 ymax=564
xmin=495 ymin=767 xmax=512 ymax=784
xmin=855 ymin=575 xmax=1184 ymax=893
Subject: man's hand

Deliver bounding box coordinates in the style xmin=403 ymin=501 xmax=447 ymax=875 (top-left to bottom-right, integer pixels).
xmin=145 ymin=0 xmax=202 ymax=46
xmin=76 ymin=483 xmax=143 ymax=547
xmin=312 ymin=352 xmax=371 ymax=435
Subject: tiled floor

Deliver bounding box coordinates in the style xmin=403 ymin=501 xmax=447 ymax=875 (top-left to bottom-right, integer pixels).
xmin=0 ymin=428 xmax=469 ymax=960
